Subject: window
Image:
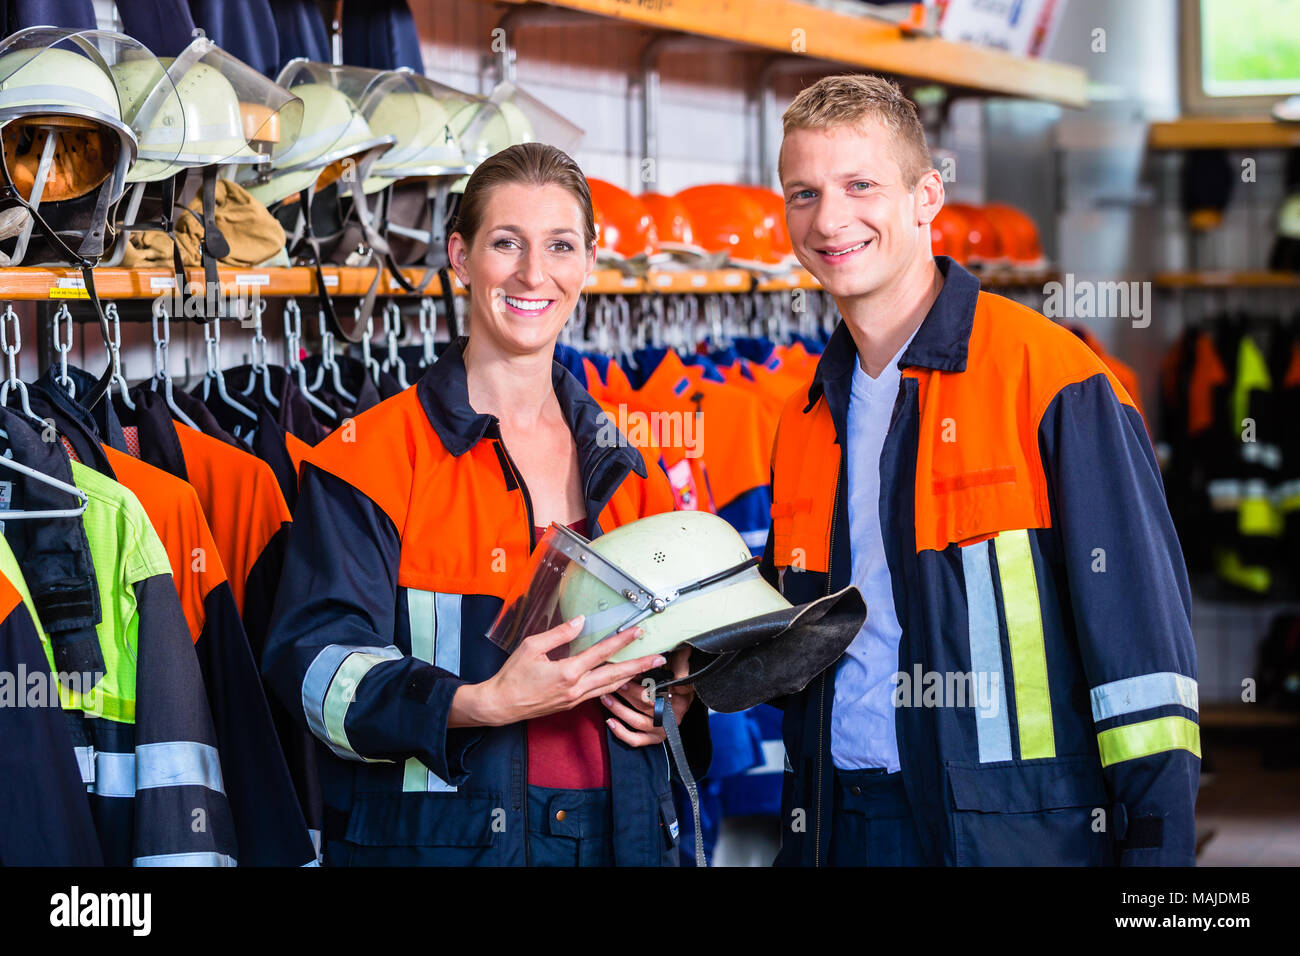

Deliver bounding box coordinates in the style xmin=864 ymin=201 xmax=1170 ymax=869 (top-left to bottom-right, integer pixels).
xmin=1182 ymin=0 xmax=1300 ymax=113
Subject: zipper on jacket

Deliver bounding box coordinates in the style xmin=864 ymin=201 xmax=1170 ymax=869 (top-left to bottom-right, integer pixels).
xmin=494 ymin=431 xmax=535 ymax=865
xmin=815 ymin=459 xmax=843 ymax=867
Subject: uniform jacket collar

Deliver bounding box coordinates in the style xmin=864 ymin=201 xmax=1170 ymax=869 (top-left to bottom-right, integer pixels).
xmin=806 ymin=256 xmax=981 ymax=419
xmin=415 ymin=336 xmax=647 ymax=483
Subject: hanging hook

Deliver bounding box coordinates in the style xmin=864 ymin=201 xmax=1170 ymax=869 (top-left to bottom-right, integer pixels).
xmin=418 ymin=297 xmax=436 ymax=369
xmin=52 ymin=302 xmax=75 ymax=398
xmin=0 ymin=304 xmax=42 ymax=424
xmin=105 ymin=303 xmax=136 ymax=411
xmin=380 ymin=302 xmax=410 ymax=389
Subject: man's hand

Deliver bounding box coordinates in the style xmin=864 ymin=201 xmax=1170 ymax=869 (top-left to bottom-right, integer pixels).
xmin=600 ymin=646 xmax=696 ymax=747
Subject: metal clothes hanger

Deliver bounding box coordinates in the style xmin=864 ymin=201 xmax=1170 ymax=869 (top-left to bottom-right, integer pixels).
xmin=379 ymin=302 xmax=411 ymax=390
xmin=238 ymin=299 xmax=280 ymax=409
xmin=0 ymin=304 xmax=47 ymax=428
xmin=358 ymin=310 xmax=382 ymax=388
xmin=148 ymin=301 xmax=199 ymax=430
xmin=200 ymin=315 xmax=258 ymax=427
xmin=307 ymin=306 xmax=358 ymax=407
xmin=282 ymin=299 xmax=337 ymax=422
xmin=104 ymin=304 xmax=135 ymax=412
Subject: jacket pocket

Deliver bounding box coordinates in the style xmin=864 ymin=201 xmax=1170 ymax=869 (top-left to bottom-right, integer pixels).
xmin=946 ymin=757 xmax=1115 ymax=866
xmin=342 ymin=791 xmax=502 ymax=864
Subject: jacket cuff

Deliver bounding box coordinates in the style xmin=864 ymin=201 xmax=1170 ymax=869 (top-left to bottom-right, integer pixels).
xmin=415 ymin=672 xmax=485 ymax=786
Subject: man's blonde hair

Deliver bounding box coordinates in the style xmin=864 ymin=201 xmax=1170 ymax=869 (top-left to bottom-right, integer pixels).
xmin=780 ymin=74 xmax=931 ymax=188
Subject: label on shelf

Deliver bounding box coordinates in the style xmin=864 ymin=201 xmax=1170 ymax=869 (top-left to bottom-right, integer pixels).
xmin=652 ymin=274 xmax=673 ymax=288
xmin=49 ymin=278 xmax=88 ymax=300
xmin=149 ymin=277 xmax=176 ymax=291
xmin=690 ymin=274 xmax=707 ymax=288
xmin=723 ymin=272 xmax=743 ymax=287
xmin=323 ymin=274 xmax=339 ymax=288
xmin=233 ymin=273 xmax=269 ymax=287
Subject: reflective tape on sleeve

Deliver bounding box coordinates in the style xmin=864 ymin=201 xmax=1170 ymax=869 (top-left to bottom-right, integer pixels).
xmin=302 ymin=643 xmax=403 ymax=761
xmin=1090 ymin=672 xmax=1198 ymax=723
xmin=1097 ymin=715 xmax=1201 ymax=767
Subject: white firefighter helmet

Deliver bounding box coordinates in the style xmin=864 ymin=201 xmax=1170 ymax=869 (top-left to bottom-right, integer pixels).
xmin=0 ymin=27 xmax=140 ymax=263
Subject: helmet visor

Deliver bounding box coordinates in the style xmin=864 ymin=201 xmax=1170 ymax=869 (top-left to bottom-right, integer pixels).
xmin=359 ymin=70 xmax=476 ymax=180
xmin=0 ymin=28 xmax=142 ymax=213
xmin=486 ymin=523 xmax=656 ymax=656
xmin=486 ymin=522 xmax=764 ymax=659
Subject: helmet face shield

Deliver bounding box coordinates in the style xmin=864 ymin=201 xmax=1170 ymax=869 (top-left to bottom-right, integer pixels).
xmin=487 ymin=524 xmax=656 ymax=656
xmin=448 ymin=81 xmax=583 ymax=193
xmin=238 ymin=59 xmax=394 ymax=207
xmin=124 ymin=38 xmax=303 ymax=178
xmin=486 ymin=517 xmax=777 ymax=662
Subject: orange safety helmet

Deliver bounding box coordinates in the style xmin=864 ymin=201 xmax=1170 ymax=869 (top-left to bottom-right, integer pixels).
xmin=736 ymin=185 xmax=794 ymax=262
xmin=641 ymin=191 xmax=705 ymax=255
xmin=587 ymin=177 xmax=659 ymax=260
xmin=982 ymin=202 xmax=1046 ymax=269
xmin=931 ymin=204 xmax=971 ymax=266
xmin=945 ymin=202 xmax=1003 ymax=267
xmin=674 ymin=183 xmax=782 ymax=269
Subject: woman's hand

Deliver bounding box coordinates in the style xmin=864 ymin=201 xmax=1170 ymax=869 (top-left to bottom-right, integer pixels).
xmin=600 ymin=646 xmax=696 ymax=747
xmin=450 ymin=616 xmax=666 ymax=727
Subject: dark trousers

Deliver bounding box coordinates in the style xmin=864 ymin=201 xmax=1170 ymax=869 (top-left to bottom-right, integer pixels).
xmin=828 ymin=768 xmax=927 ymax=866
xmin=526 ymin=785 xmax=614 ymax=867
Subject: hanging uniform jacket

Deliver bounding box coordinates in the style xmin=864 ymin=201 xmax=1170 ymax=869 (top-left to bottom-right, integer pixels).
xmin=1204 ymin=326 xmax=1284 ymax=594
xmin=0 ymin=553 xmax=103 ymax=865
xmin=263 ymin=339 xmax=711 ymax=866
xmin=762 ymin=257 xmax=1199 ymax=866
xmin=610 ymin=347 xmax=770 ymax=552
xmin=111 ymin=386 xmax=319 ymax=839
xmin=187 ymin=0 xmax=279 ymax=77
xmin=342 ymin=0 xmax=424 ymax=73
xmin=24 ymin=387 xmax=314 ymax=864
xmin=0 ymin=409 xmax=237 ymax=866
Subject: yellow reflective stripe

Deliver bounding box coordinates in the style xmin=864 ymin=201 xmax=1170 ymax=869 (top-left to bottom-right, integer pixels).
xmin=1231 ymin=335 xmax=1271 ymax=433
xmin=1214 ymin=549 xmax=1270 ymax=594
xmin=323 ymin=652 xmax=394 ymax=762
xmin=993 ymin=529 xmax=1055 ymax=760
xmin=1097 ymin=715 xmax=1201 ymax=767
xmin=1238 ymin=497 xmax=1283 ymax=536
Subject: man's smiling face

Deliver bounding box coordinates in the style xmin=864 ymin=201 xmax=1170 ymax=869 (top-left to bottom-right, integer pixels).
xmin=780 ymin=120 xmax=937 ymax=303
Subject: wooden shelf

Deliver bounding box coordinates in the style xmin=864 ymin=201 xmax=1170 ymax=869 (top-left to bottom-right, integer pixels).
xmin=499 ymin=0 xmax=1087 ymax=108
xmin=1153 ymin=271 xmax=1300 ymax=289
xmin=1148 ymin=117 xmax=1300 ymax=150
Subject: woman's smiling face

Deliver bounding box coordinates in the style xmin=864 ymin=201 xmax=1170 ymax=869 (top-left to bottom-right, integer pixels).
xmin=448 ymin=181 xmax=596 ymax=357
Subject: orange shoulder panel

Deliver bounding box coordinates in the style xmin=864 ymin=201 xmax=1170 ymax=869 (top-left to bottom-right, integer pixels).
xmin=103 ymin=445 xmax=227 ymax=644
xmin=0 ymin=568 xmax=22 ymax=621
xmin=174 ymin=424 xmax=290 ymax=613
xmin=300 ymin=387 xmax=433 ymax=535
xmin=909 ymin=291 xmax=1137 ymax=553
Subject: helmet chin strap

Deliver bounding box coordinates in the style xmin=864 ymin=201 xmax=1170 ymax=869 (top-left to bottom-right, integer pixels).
xmin=655 ymin=693 xmax=706 ymax=867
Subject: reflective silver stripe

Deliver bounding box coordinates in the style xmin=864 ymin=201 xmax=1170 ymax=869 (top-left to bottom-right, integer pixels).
xmin=302 ymin=643 xmax=403 ymax=761
xmin=408 ymin=589 xmax=436 ymax=664
xmin=962 ymin=540 xmax=1012 ymax=763
xmin=434 ymin=593 xmax=462 ymax=674
xmin=403 ymin=590 xmax=461 ymax=793
xmin=1090 ymin=672 xmax=1199 ymax=722
xmin=92 ymin=751 xmax=137 ymax=799
xmin=1241 ymin=442 xmax=1282 ymax=469
xmin=133 ymin=852 xmax=237 ymax=867
xmin=74 ymin=746 xmax=95 ymax=786
xmin=136 ymin=742 xmax=225 ymax=794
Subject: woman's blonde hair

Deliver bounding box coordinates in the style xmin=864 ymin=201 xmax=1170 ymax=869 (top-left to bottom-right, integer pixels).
xmin=451 ymin=141 xmax=597 ymax=249
xmin=780 ymin=74 xmax=931 ymax=189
